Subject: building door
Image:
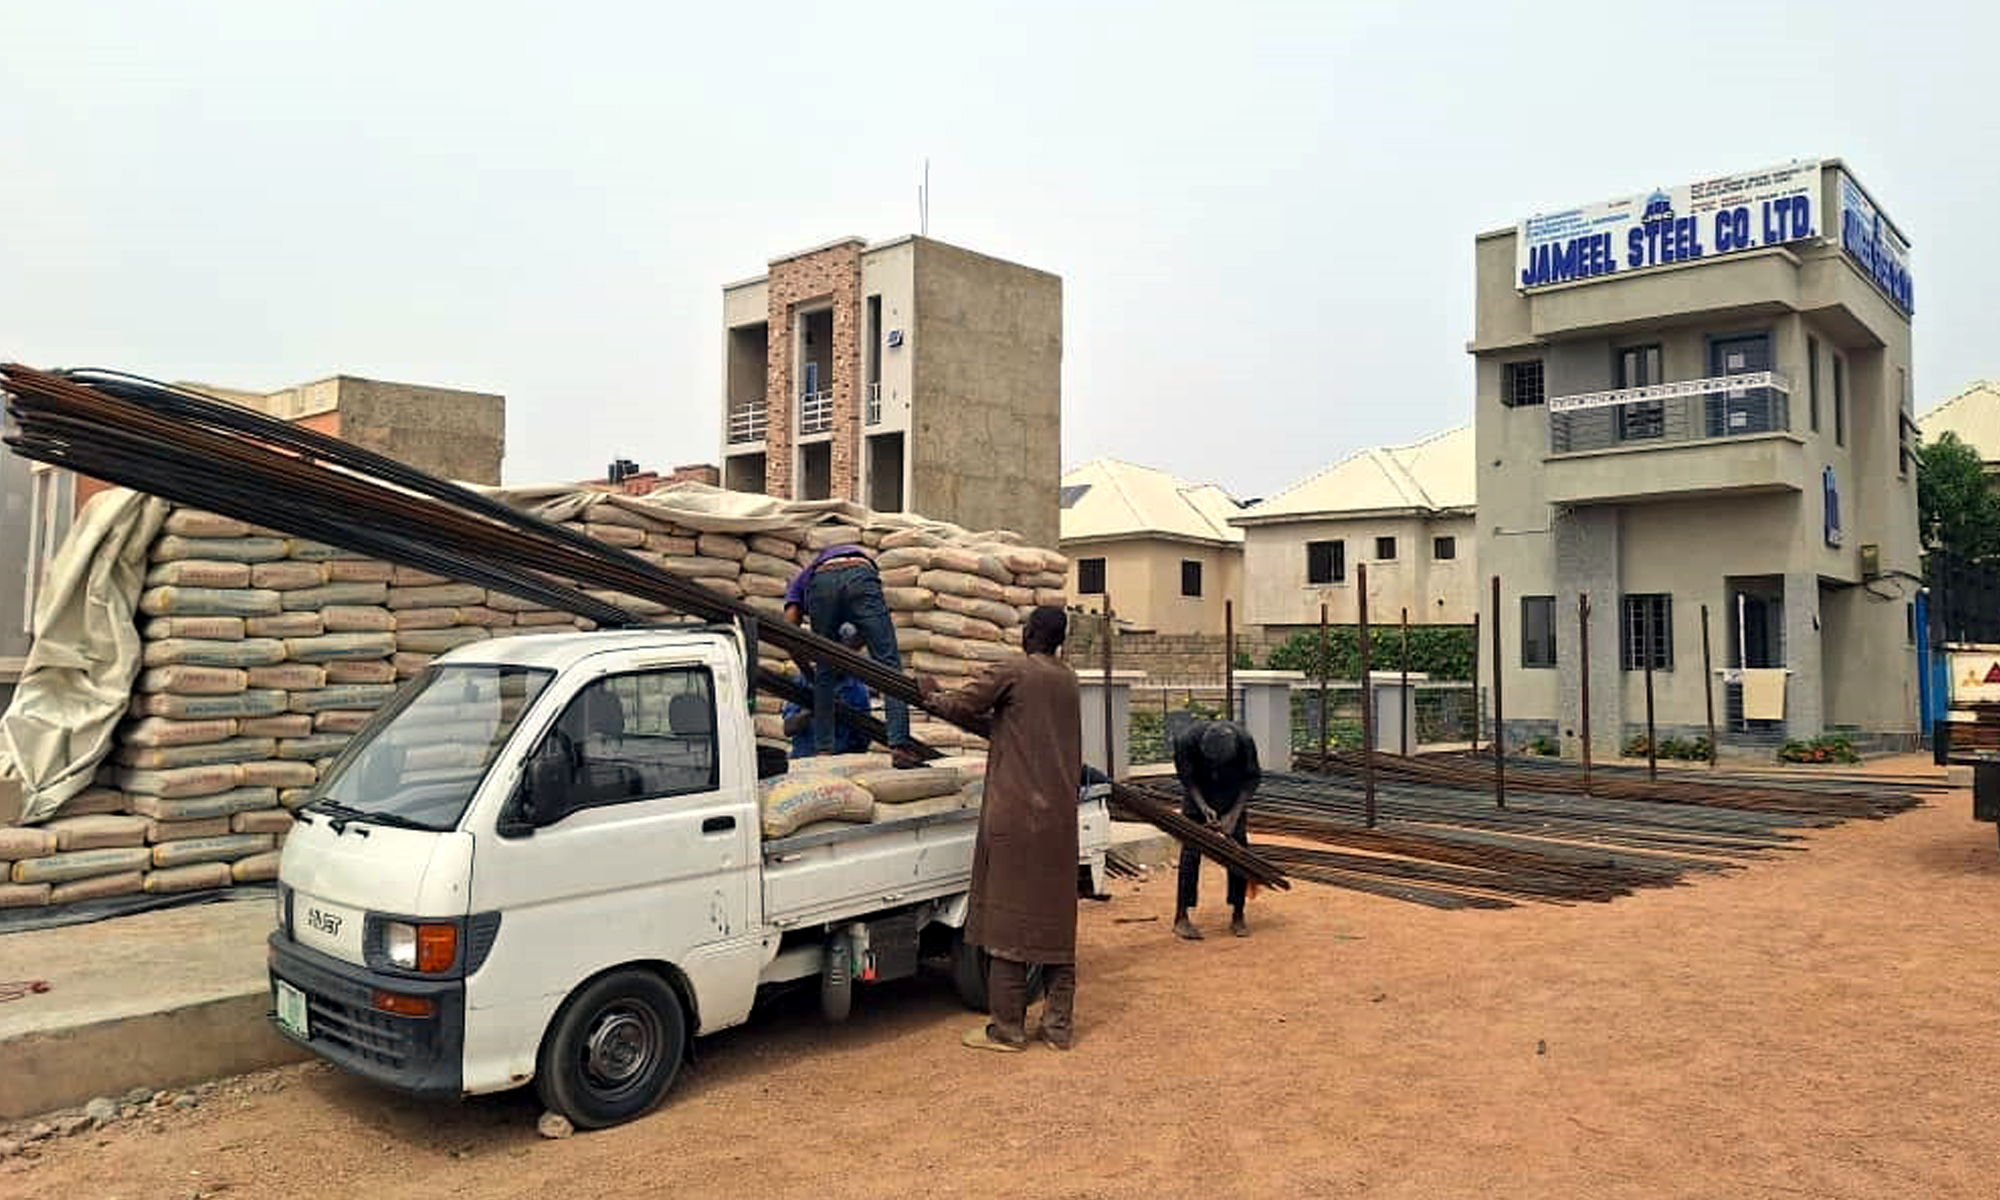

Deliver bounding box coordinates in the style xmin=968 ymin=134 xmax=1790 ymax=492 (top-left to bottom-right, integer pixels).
xmin=1708 ymin=334 xmax=1772 ymax=437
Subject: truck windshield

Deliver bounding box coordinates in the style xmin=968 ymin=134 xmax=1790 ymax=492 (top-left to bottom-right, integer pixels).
xmin=311 ymin=665 xmax=554 ymax=831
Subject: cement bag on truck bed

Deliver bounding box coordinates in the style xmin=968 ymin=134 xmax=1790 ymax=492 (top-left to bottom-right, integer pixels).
xmin=758 ymin=774 xmax=875 ymax=838
xmin=853 ymin=767 xmax=961 ymax=805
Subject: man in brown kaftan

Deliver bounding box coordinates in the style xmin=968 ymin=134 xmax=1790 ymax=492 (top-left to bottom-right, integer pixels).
xmin=919 ymin=606 xmax=1083 ymax=1052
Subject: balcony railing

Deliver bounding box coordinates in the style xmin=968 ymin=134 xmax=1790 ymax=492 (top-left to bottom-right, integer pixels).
xmin=1549 ymin=371 xmax=1791 ymax=455
xmin=726 ymin=398 xmax=768 ymax=444
xmin=799 ymin=390 xmax=834 ymax=435
xmin=865 ymin=381 xmax=882 ymax=425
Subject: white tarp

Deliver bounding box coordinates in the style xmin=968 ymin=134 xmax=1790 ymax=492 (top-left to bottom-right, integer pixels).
xmin=0 ymin=489 xmax=169 ymax=824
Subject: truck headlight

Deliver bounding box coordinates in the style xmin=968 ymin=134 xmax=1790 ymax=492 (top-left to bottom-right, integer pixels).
xmin=383 ymin=920 xmax=457 ymax=973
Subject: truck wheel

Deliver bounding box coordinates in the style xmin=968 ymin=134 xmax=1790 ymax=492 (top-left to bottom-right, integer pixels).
xmin=820 ymin=933 xmax=854 ymax=1023
xmin=949 ymin=930 xmax=1043 ymax=1012
xmin=536 ymin=969 xmax=687 ymax=1130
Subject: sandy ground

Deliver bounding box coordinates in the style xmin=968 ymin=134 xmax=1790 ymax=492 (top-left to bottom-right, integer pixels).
xmin=6 ymin=757 xmax=1997 ymax=1200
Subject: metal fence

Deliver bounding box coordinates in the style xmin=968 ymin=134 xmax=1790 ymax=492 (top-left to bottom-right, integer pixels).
xmin=1126 ymin=681 xmax=1484 ymax=765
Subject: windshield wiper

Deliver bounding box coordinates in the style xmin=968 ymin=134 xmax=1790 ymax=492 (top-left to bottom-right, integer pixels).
xmin=305 ymin=798 xmax=438 ymax=834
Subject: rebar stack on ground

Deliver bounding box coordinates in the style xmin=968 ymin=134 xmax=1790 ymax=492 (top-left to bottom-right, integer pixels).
xmin=1 ymin=364 xmax=1287 ymax=890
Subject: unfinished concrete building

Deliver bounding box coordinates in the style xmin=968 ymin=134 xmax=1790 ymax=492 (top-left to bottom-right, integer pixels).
xmin=719 ymin=236 xmax=1062 ymax=548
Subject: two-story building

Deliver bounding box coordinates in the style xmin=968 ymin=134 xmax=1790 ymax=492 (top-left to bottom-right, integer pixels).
xmin=1472 ymin=159 xmax=1920 ymax=755
xmin=1059 ymin=458 xmax=1243 ymax=636
xmin=718 ymin=235 xmax=1062 ymax=549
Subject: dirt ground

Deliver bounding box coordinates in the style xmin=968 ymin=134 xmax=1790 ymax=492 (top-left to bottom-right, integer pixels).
xmin=7 ymin=756 xmax=1998 ymax=1200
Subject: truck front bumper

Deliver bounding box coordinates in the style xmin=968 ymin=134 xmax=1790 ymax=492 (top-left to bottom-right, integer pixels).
xmin=267 ymin=932 xmax=465 ymax=1099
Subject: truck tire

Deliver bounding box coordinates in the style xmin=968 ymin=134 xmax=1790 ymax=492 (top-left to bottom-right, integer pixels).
xmin=820 ymin=933 xmax=854 ymax=1023
xmin=949 ymin=929 xmax=1043 ymax=1012
xmin=536 ymin=968 xmax=687 ymax=1130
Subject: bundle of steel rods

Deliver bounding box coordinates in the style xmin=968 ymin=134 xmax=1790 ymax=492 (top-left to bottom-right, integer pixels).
xmin=2 ymin=363 xmax=1288 ymax=889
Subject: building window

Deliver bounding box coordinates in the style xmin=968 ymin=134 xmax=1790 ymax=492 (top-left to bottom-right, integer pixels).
xmin=1807 ymin=336 xmax=1820 ymax=433
xmin=1307 ymin=540 xmax=1345 ymax=585
xmin=1432 ymin=536 xmax=1456 ymax=561
xmin=25 ymin=465 xmax=76 ymax=636
xmin=1077 ymin=558 xmax=1106 ymax=595
xmin=1833 ymin=355 xmax=1846 ymax=447
xmin=1503 ymin=359 xmax=1545 ymax=408
xmin=1616 ymin=344 xmax=1664 ymax=441
xmin=1898 ymin=367 xmax=1912 ymax=477
xmin=1520 ymin=596 xmax=1556 ymax=668
xmin=1374 ymin=536 xmax=1397 ymax=561
xmin=1180 ymin=560 xmax=1203 ymax=598
xmin=1620 ymin=594 xmax=1674 ymax=671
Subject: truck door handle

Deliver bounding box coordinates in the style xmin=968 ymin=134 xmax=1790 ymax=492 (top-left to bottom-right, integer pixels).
xmin=702 ymin=815 xmax=736 ymax=834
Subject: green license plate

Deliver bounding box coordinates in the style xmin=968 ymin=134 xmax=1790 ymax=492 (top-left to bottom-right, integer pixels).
xmin=275 ymin=979 xmax=309 ymax=1038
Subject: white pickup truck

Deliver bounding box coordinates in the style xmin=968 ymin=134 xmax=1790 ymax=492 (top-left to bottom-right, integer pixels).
xmin=267 ymin=627 xmax=1111 ymax=1128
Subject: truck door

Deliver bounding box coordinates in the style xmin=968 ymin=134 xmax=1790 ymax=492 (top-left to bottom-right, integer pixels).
xmin=467 ymin=661 xmax=757 ymax=1037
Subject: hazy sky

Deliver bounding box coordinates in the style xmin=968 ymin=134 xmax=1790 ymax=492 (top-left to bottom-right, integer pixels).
xmin=5 ymin=1 xmax=1992 ymax=501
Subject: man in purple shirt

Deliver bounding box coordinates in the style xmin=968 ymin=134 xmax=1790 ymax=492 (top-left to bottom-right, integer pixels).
xmin=784 ymin=544 xmax=915 ymax=765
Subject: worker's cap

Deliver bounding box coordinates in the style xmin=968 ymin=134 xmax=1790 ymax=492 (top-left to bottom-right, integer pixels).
xmin=1198 ymin=722 xmax=1244 ymax=765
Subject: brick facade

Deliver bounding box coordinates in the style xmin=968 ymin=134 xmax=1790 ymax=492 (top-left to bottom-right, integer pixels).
xmin=765 ymin=241 xmax=863 ymax=500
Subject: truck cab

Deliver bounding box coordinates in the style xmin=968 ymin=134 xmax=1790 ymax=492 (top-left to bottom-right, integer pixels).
xmin=268 ymin=628 xmax=1109 ymax=1128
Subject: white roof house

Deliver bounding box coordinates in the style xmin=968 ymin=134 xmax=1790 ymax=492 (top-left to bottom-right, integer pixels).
xmin=1919 ymin=381 xmax=2000 ymax=469
xmin=1057 ymin=459 xmax=1244 ymax=636
xmin=1059 ymin=459 xmax=1245 ymax=546
xmin=1233 ymin=426 xmax=1474 ymax=526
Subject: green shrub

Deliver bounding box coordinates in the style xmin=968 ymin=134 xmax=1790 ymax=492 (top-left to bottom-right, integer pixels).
xmin=1267 ymin=625 xmax=1474 ymax=682
xmin=1626 ymin=734 xmax=1713 ymax=761
xmin=1524 ymin=734 xmax=1559 ymax=757
xmin=1779 ymin=734 xmax=1859 ymax=765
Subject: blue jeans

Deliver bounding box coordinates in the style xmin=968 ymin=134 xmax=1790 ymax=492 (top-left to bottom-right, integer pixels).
xmin=806 ymin=564 xmax=909 ymax=753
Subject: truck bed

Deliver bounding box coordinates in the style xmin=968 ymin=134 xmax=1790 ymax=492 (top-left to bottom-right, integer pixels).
xmin=760 ymin=795 xmax=1112 ymax=930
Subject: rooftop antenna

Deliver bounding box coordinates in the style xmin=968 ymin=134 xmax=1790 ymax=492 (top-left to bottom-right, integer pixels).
xmin=919 ymin=158 xmax=930 ymax=237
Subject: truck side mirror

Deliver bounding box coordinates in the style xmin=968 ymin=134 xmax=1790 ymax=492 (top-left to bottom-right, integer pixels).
xmin=501 ymin=744 xmax=572 ymax=837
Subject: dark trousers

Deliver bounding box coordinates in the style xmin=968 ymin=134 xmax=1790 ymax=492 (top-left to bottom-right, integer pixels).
xmin=988 ymin=955 xmax=1077 ymax=1046
xmin=805 ymin=564 xmax=909 ymax=753
xmin=1177 ymin=792 xmax=1249 ymax=913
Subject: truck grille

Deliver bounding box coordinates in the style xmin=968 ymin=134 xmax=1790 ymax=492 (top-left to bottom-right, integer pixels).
xmin=303 ymin=988 xmax=410 ymax=1070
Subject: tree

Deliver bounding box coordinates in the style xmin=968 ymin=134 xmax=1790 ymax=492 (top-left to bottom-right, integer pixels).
xmin=1918 ymin=431 xmax=2000 ymax=561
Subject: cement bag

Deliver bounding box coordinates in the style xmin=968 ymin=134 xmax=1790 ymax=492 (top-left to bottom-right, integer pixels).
xmin=512 ymin=610 xmax=575 ymax=628
xmin=242 ymin=760 xmax=321 ymax=788
xmin=287 ymin=540 xmax=370 ymax=562
xmin=877 ymin=547 xmax=933 ymax=572
xmin=121 ymin=794 xmax=261 ymax=830
xmin=912 ymin=609 xmax=1004 ymax=643
xmin=748 ymin=533 xmax=801 ymax=557
xmin=804 ymin=525 xmax=863 ymax=551
xmin=50 ymin=873 xmax=144 ymax=904
xmin=698 ymin=533 xmax=749 ymax=560
xmin=250 ymin=561 xmax=330 ymax=591
xmin=321 ymin=605 xmax=397 ymax=633
xmin=921 ymin=633 xmax=970 ymax=660
xmin=929 ymin=546 xmax=984 ymax=575
xmin=145 ymin=816 xmax=232 ymax=843
xmin=879 ymin=565 xmax=923 ymax=589
xmin=0 ymin=826 xmax=58 ymax=858
xmin=387 ymin=584 xmax=486 ymax=610
xmin=279 ymin=734 xmax=355 ymax=761
xmin=280 ymin=788 xmax=315 ymax=810
xmin=116 ymin=763 xmax=244 ymax=798
xmin=998 ymin=549 xmax=1045 ymax=577
xmin=391 ymin=566 xmax=451 ymax=586
xmin=1020 ymin=571 xmax=1069 ymax=590
xmin=284 ymin=582 xmax=391 ymax=611
xmin=455 ymin=606 xmax=515 ymax=628
xmin=122 ymin=717 xmax=238 ymax=747
xmin=116 ymin=736 xmax=277 ymax=771
xmin=644 ymin=533 xmax=700 ymax=557
xmin=739 ymin=574 xmax=787 ymax=598
xmin=758 ymin=774 xmax=875 ymax=838
xmin=871 ymin=586 xmax=928 ymax=614
xmin=247 ymin=664 xmax=328 ymax=691
xmin=392 ymin=606 xmax=459 ymax=630
xmin=140 ymin=586 xmax=281 ymax=618
xmin=895 ymin=628 xmax=932 ymax=654
xmin=743 ymin=596 xmax=787 ymax=620
xmin=936 ymin=593 xmax=1019 ymax=628
xmin=137 ymin=690 xmax=287 ymax=720
xmin=1034 ymin=589 xmax=1068 ymax=608
xmin=287 ymin=632 xmax=399 ymax=661
xmin=481 ymin=591 xmax=549 ymax=613
xmin=145 ymin=560 xmax=252 ymax=589
xmin=999 ymin=585 xmax=1035 ymax=608
xmin=661 ymin=555 xmax=742 ymax=579
xmin=151 ymin=535 xmax=289 ymax=563
xmin=907 ymin=650 xmax=975 ymax=676
xmin=231 ymin=851 xmax=282 ymax=883
xmin=138 ymin=665 xmax=247 ymax=695
xmin=879 ymin=528 xmax=938 ymax=551
xmin=854 ymin=768 xmax=961 ymax=805
xmin=324 ymin=660 xmax=396 ymax=684
xmin=144 ymin=862 xmax=233 ymax=893
xmin=325 ymin=560 xmax=395 ymax=584
xmin=741 ymin=551 xmax=798 ymax=579
xmin=143 ymin=638 xmax=288 ymax=669
xmin=394 ymin=652 xmax=435 ymax=679
xmin=787 ymin=753 xmax=892 ymax=778
xmin=55 ymin=788 xmax=128 ymax=817
xmin=246 ymin=612 xmax=324 ymax=638
xmin=697 ymin=577 xmax=746 ymax=599
xmin=313 ymin=710 xmax=374 ymax=734
xmin=143 ymin=616 xmax=245 ymax=641
xmin=956 ymin=778 xmax=985 ymax=809
xmin=240 ymin=714 xmax=312 ymax=738
xmin=233 ymin=809 xmax=295 ymax=834
xmin=396 ymin=627 xmax=488 ymax=655
xmin=753 ymin=714 xmax=784 ymax=741
xmin=916 ymin=570 xmax=1005 ymax=603
xmin=957 ymin=638 xmax=1019 ymax=664
xmin=583 ymin=522 xmax=647 ymax=548
xmin=0 ymin=883 xmax=51 ymax=908
xmin=11 ymin=846 xmax=153 ymax=884
xmin=163 ymin=510 xmax=251 ymax=539
xmin=152 ymin=833 xmax=273 ymax=868
xmin=290 ymin=684 xmax=398 ymax=713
